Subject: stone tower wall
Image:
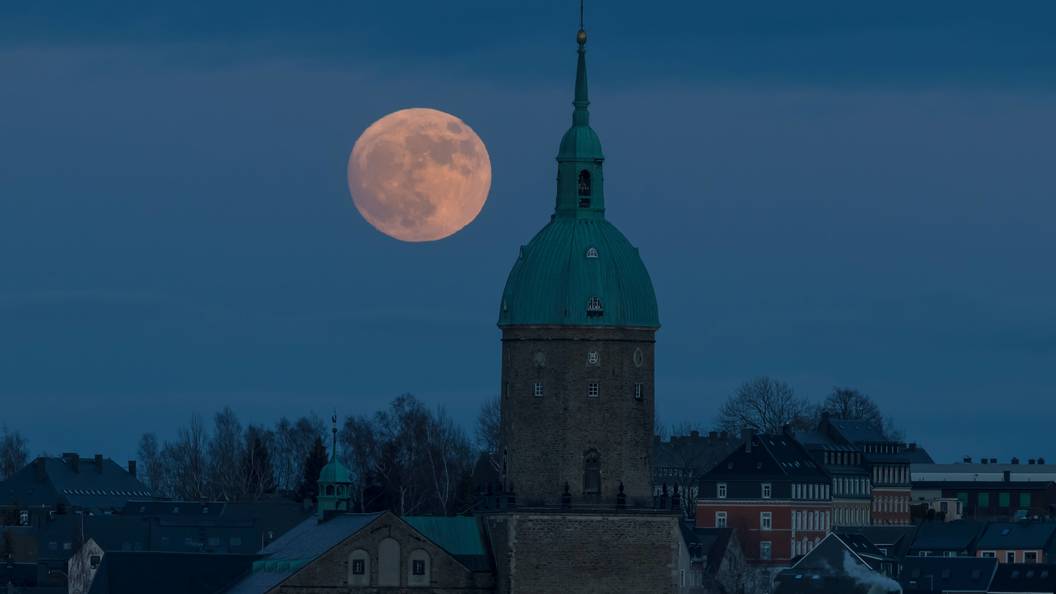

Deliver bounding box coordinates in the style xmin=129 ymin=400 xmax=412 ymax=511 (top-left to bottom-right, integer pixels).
xmin=499 ymin=325 xmax=656 ymax=506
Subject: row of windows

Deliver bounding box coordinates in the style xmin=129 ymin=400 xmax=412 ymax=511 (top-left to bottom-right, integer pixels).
xmin=823 ymin=451 xmax=861 ymax=466
xmin=793 ymin=483 xmax=830 ymax=501
xmin=793 ymin=537 xmax=822 ymax=557
xmin=980 ymin=550 xmax=1041 ymax=563
xmin=526 ymin=382 xmax=645 ymax=400
xmin=873 ymin=495 xmax=909 ymax=513
xmin=834 ymin=476 xmax=870 ymax=496
xmin=966 ymin=491 xmax=1033 ymax=509
xmin=835 ymin=506 xmax=870 ymax=526
xmin=873 ymin=464 xmax=909 ymax=485
xmin=792 ymin=510 xmax=829 ymax=532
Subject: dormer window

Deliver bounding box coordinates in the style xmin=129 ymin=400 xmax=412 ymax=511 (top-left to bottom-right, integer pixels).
xmin=585 ymin=246 xmax=598 ymax=259
xmin=586 ymin=296 xmax=603 ymax=317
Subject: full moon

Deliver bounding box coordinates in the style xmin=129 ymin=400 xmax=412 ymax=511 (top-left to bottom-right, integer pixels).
xmin=347 ymin=108 xmax=492 ymax=242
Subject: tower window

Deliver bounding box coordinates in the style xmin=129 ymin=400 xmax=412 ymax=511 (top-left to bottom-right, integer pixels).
xmin=587 ymin=383 xmax=599 ymax=398
xmin=583 ymin=450 xmax=600 ymax=494
xmin=352 ymin=559 xmax=365 ymax=575
xmin=585 ymin=246 xmax=598 ymax=259
xmin=578 ymin=169 xmax=592 ymax=197
xmin=586 ymin=296 xmax=603 ymax=317
xmin=533 ymin=382 xmax=543 ymax=398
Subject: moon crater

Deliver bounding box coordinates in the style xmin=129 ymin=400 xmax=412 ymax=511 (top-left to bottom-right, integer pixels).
xmin=347 ymin=108 xmax=492 ymax=242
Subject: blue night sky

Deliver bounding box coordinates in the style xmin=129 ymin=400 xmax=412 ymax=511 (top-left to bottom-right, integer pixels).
xmin=1 ymin=2 xmax=1054 ymax=464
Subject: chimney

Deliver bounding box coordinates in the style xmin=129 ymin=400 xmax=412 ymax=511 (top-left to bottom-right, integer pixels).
xmin=690 ymin=430 xmax=700 ymax=439
xmin=990 ymin=458 xmax=998 ymax=464
xmin=1012 ymin=457 xmax=1020 ymax=465
xmin=34 ymin=458 xmax=46 ymax=482
xmin=95 ymin=454 xmax=104 ymax=473
xmin=981 ymin=457 xmax=989 ymax=465
xmin=127 ymin=460 xmax=137 ymax=478
xmin=1029 ymin=459 xmax=1037 ymax=465
xmin=743 ymin=429 xmax=755 ymax=453
xmin=964 ymin=456 xmax=972 ymax=464
xmin=1039 ymin=457 xmax=1046 ymax=465
xmin=1003 ymin=470 xmax=1012 ymax=482
xmin=708 ymin=431 xmax=718 ymax=442
xmin=63 ymin=453 xmax=80 ymax=473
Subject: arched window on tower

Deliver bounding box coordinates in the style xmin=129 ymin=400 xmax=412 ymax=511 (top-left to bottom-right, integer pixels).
xmin=583 ymin=449 xmax=601 ymax=495
xmin=578 ymin=170 xmax=591 ymax=207
xmin=325 ymin=485 xmax=334 ymax=496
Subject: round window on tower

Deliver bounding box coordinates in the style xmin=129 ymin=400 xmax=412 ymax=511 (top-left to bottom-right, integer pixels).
xmin=633 ymin=348 xmax=644 ymax=368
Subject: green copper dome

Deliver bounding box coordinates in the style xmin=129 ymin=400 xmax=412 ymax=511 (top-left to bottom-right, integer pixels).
xmin=498 ymin=27 xmax=659 ymax=329
xmin=318 ymin=458 xmax=350 ymax=484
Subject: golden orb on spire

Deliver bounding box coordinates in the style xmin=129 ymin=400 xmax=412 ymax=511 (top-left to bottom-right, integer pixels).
xmin=577 ymin=28 xmax=587 ymax=45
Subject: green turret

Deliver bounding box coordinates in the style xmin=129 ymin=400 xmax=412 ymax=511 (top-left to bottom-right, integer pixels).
xmin=316 ymin=414 xmax=351 ymax=519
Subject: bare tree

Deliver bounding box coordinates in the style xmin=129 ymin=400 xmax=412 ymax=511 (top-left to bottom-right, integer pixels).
xmin=425 ymin=408 xmax=473 ymax=515
xmin=373 ymin=394 xmax=433 ymax=516
xmin=208 ymin=407 xmax=245 ymax=501
xmin=272 ymin=415 xmax=326 ymax=492
xmin=242 ymin=425 xmax=276 ymax=500
xmin=716 ymin=376 xmax=813 ymax=435
xmin=0 ymin=426 xmax=29 ymax=480
xmin=820 ymin=387 xmax=904 ymax=440
xmin=136 ymin=433 xmax=165 ymax=493
xmin=339 ymin=415 xmax=382 ymax=512
xmin=162 ymin=414 xmax=210 ymax=500
xmin=475 ymin=396 xmax=501 ymax=454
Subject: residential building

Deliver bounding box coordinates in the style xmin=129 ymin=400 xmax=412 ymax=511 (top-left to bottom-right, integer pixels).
xmin=989 ymin=563 xmax=1056 ymax=593
xmin=820 ymin=416 xmax=915 ymax=525
xmin=912 ymin=481 xmax=1056 ymax=522
xmin=678 ymin=524 xmax=746 ymax=594
xmin=697 ymin=429 xmax=832 ymax=565
xmin=975 ymin=522 xmax=1056 ymax=564
xmin=906 ymin=520 xmax=985 ymax=558
xmin=912 ymin=459 xmax=1056 ymax=484
xmin=773 ymin=532 xmax=901 ymax=594
xmin=69 ymin=540 xmax=257 ymax=594
xmin=897 ymin=556 xmax=997 ymax=594
xmin=796 ymin=429 xmax=873 ymax=527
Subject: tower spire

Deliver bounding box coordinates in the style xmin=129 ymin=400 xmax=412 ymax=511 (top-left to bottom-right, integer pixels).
xmin=573 ymin=1 xmax=589 ymax=126
xmin=330 ymin=412 xmax=338 ymax=462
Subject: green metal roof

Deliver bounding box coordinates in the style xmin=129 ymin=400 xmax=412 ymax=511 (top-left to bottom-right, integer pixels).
xmin=497 ymin=27 xmax=658 ymax=329
xmin=317 ymin=458 xmax=350 ymax=484
xmin=404 ymin=516 xmax=487 ymax=557
xmin=499 ymin=217 xmax=658 ymax=328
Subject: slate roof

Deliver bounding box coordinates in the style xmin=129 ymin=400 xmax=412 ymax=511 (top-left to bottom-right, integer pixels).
xmin=404 ymin=516 xmax=491 ymax=572
xmin=897 ymin=556 xmax=996 ymax=593
xmin=88 ymin=551 xmax=257 ymax=594
xmin=775 ymin=534 xmax=901 ymax=594
xmin=225 ymin=513 xmax=381 ymax=594
xmin=0 ymin=455 xmax=155 ymax=511
xmin=840 ymin=526 xmax=918 ymax=558
xmin=703 ymin=432 xmax=829 ymax=482
xmin=827 ymin=419 xmax=889 ymax=445
xmin=989 ymin=563 xmax=1056 ymax=593
xmin=653 ymin=433 xmax=740 ymax=480
xmin=908 ymin=520 xmax=985 ymax=553
xmin=977 ymin=522 xmax=1056 ymax=550
xmin=679 ymin=524 xmax=734 ymax=574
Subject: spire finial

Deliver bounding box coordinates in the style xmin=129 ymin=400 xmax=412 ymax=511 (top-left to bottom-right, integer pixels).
xmin=573 ymin=2 xmax=589 ymax=126
xmin=330 ymin=412 xmax=338 ymax=462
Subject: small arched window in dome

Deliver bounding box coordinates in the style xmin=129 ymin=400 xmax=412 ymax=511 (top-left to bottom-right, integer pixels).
xmin=585 ymin=246 xmax=598 ymax=259
xmin=586 ymin=296 xmax=603 ymax=317
xmin=325 ymin=485 xmax=334 ymax=496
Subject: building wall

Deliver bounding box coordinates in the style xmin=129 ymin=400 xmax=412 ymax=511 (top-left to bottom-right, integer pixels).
xmin=696 ymin=501 xmax=830 ymax=565
xmin=832 ymin=499 xmax=871 ymax=527
xmin=275 ymin=515 xmax=493 ymax=593
xmin=871 ymin=488 xmax=911 ymax=525
xmin=484 ymin=511 xmax=681 ymax=594
xmin=976 ymin=549 xmax=1046 ymax=563
xmin=500 ymin=326 xmax=656 ymax=506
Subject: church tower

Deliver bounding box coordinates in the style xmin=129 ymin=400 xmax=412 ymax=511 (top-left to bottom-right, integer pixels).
xmin=497 ymin=21 xmax=660 ymax=507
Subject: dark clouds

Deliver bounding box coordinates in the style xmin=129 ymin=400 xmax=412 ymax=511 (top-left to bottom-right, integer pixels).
xmin=0 ymin=3 xmax=1054 ymax=462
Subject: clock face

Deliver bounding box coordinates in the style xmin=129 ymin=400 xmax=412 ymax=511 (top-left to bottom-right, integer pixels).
xmin=533 ymin=351 xmax=546 ymax=368
xmin=633 ymin=348 xmax=644 ymax=368
xmin=587 ymin=351 xmax=600 ymax=366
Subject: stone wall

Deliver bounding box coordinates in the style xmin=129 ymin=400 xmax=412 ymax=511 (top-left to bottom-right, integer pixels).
xmin=499 ymin=326 xmax=656 ymax=506
xmin=484 ymin=511 xmax=681 ymax=594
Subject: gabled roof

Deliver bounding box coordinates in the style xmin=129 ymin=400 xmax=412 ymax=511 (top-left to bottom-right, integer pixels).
xmin=702 ymin=433 xmax=828 ymax=483
xmin=827 ymin=419 xmax=889 ymax=445
xmin=840 ymin=526 xmax=918 ymax=559
xmin=679 ymin=524 xmax=734 ymax=574
xmin=226 ymin=513 xmax=381 ymax=594
xmin=977 ymin=522 xmax=1056 ymax=551
xmin=908 ymin=520 xmax=985 ymax=552
xmin=789 ymin=533 xmax=873 ymax=571
xmin=0 ymin=455 xmax=155 ymax=511
xmin=775 ymin=534 xmax=901 ymax=594
xmin=897 ymin=556 xmax=996 ymax=593
xmin=989 ymin=563 xmax=1056 ymax=593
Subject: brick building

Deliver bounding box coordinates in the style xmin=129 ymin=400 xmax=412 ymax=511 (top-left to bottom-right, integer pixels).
xmin=697 ymin=430 xmax=833 ymax=565
xmin=795 ymin=429 xmax=872 ymax=528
